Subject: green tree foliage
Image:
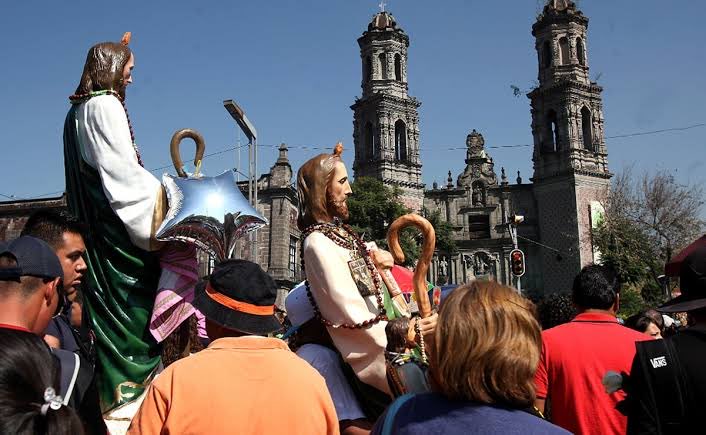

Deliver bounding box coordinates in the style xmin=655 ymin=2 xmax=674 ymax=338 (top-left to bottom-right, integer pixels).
xmin=346 ymin=178 xmax=458 ymax=267
xmin=617 ymin=286 xmax=645 ymax=319
xmin=593 ymin=215 xmax=657 ymax=286
xmin=346 ymin=177 xmax=419 ymax=266
xmin=594 ymin=168 xmax=704 ymax=313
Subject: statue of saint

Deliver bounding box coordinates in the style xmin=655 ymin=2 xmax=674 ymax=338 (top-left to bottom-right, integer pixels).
xmin=297 ymin=144 xmax=436 ymax=413
xmin=439 ymin=258 xmax=448 ymax=277
xmin=63 ymin=34 xmax=196 ymax=412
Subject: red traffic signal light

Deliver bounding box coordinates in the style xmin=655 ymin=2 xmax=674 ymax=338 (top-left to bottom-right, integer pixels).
xmin=510 ymin=249 xmax=525 ymax=277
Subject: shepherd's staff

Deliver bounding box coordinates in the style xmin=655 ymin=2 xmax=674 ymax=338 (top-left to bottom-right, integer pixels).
xmin=386 ymin=214 xmax=436 ymax=319
xmin=170 ymin=128 xmax=206 ymax=178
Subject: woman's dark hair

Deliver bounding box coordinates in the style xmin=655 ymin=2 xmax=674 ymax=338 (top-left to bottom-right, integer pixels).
xmin=385 ymin=317 xmax=411 ymax=353
xmin=0 ymin=329 xmax=84 ymax=435
xmin=537 ymin=293 xmax=577 ymax=330
xmin=161 ymin=315 xmax=205 ymax=368
xmin=625 ymin=309 xmax=664 ymax=333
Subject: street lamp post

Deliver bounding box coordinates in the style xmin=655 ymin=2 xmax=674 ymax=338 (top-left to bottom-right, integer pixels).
xmin=223 ymin=100 xmax=258 ymax=261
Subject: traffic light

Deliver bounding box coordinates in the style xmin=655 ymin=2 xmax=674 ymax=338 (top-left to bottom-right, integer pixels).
xmin=510 ymin=249 xmax=525 ymax=277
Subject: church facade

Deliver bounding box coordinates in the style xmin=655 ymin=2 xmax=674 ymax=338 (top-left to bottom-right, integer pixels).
xmin=352 ymin=0 xmax=611 ymax=295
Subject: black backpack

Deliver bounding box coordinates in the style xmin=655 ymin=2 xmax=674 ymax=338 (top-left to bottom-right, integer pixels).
xmin=627 ymin=334 xmax=693 ymax=434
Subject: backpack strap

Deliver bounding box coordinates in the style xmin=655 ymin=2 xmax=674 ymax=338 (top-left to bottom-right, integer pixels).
xmin=380 ymin=393 xmax=415 ymax=435
xmin=50 ymin=348 xmax=81 ymax=405
xmin=634 ymin=338 xmax=689 ymax=430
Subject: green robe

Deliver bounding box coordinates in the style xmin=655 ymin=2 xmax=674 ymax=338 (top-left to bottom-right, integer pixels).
xmin=64 ymin=102 xmax=161 ymax=412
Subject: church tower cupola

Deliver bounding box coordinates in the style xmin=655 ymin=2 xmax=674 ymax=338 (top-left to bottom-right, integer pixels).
xmin=533 ymin=0 xmax=590 ymax=86
xmin=528 ymin=0 xmax=608 ymax=181
xmin=351 ymin=9 xmax=423 ymax=211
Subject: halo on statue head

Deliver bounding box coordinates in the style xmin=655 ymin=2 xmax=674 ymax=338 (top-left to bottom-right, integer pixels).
xmin=121 ymin=32 xmax=131 ymax=46
xmin=333 ymin=142 xmax=343 ymax=157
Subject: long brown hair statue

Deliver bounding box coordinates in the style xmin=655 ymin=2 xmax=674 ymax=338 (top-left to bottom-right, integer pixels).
xmin=74 ymin=32 xmax=132 ymax=100
xmin=296 ymin=143 xmax=345 ymax=230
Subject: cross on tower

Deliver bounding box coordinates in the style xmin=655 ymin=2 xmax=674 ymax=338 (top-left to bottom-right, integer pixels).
xmin=378 ymin=0 xmax=386 ymax=12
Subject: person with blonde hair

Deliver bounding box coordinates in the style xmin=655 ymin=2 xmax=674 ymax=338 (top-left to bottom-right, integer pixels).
xmin=372 ymin=281 xmax=569 ymax=434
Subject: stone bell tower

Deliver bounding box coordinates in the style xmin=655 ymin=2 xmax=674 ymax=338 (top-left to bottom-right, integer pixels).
xmin=351 ymin=10 xmax=424 ymax=211
xmin=528 ymin=0 xmax=611 ymax=292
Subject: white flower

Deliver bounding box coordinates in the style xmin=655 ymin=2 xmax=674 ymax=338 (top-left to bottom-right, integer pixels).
xmin=602 ymin=371 xmax=623 ymax=394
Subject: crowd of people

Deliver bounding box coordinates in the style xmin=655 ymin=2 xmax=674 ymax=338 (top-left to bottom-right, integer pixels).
xmin=1 ymin=209 xmax=705 ymax=434
xmin=3 ymin=34 xmax=705 ymax=435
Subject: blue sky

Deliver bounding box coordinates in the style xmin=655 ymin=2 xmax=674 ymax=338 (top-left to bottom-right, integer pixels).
xmin=1 ymin=0 xmax=704 ymax=202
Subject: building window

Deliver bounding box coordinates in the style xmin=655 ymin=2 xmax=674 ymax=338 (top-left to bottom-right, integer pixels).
xmin=576 ymin=37 xmax=585 ymax=66
xmin=365 ymin=121 xmax=377 ymax=158
xmin=394 ymin=53 xmax=402 ymax=80
xmin=364 ymin=56 xmax=372 ymax=83
xmin=581 ymin=106 xmax=593 ymax=151
xmin=545 ymin=109 xmax=559 ymax=152
xmin=543 ymin=40 xmax=552 ymax=67
xmin=378 ymin=53 xmax=387 ymax=79
xmin=468 ymin=215 xmax=490 ymax=239
xmin=558 ymin=37 xmax=570 ymax=65
xmin=288 ymin=236 xmax=297 ymax=279
xmin=394 ymin=120 xmax=407 ymax=161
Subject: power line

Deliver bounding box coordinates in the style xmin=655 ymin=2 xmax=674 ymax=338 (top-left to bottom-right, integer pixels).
xmin=606 ymin=122 xmax=706 ymax=139
xmin=6 ymin=121 xmax=705 ymax=201
xmin=23 ymin=190 xmax=65 ymax=200
xmin=148 ymin=143 xmax=249 ymax=173
xmin=516 ymin=234 xmax=565 ymax=255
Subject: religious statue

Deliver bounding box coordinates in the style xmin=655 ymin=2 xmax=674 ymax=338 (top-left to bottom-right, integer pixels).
xmin=472 ymin=181 xmax=485 ymax=206
xmin=63 ymin=34 xmax=197 ymax=412
xmin=439 ymin=257 xmax=448 ymax=277
xmin=297 ymin=144 xmax=436 ymax=416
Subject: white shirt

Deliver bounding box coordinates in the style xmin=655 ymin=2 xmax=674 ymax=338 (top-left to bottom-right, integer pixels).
xmin=303 ymin=231 xmax=390 ymax=395
xmin=296 ymin=344 xmax=366 ymax=422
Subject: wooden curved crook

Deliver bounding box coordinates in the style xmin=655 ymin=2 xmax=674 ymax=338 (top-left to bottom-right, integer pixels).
xmin=387 ymin=214 xmax=436 ymax=318
xmin=170 ymin=129 xmax=206 ymax=178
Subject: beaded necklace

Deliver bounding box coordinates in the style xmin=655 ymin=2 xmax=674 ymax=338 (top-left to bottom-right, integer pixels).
xmin=68 ymin=89 xmax=144 ymax=167
xmin=301 ymin=219 xmax=388 ymax=329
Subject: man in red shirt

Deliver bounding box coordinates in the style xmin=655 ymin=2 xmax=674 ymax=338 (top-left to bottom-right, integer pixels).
xmin=535 ymin=264 xmax=649 ymax=435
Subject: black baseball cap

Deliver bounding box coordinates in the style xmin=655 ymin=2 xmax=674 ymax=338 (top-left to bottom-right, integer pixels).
xmin=193 ymin=259 xmax=281 ymax=335
xmin=0 ymin=236 xmax=63 ymax=281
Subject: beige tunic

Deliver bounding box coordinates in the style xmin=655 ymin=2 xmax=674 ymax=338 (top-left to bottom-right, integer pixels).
xmin=303 ymin=231 xmax=391 ymax=395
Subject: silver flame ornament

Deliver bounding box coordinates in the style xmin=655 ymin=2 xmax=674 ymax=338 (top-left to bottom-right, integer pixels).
xmin=156 ymin=128 xmax=267 ymax=261
xmin=156 ymin=170 xmax=267 ymax=261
